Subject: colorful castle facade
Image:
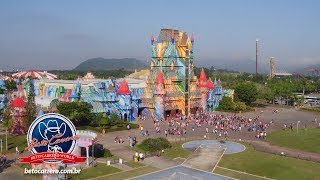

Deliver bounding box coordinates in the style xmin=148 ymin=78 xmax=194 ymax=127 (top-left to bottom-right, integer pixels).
xmin=20 ymin=29 xmax=230 ymax=122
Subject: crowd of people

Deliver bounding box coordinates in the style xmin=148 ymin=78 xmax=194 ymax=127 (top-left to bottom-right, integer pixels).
xmin=148 ymin=111 xmax=273 ymax=140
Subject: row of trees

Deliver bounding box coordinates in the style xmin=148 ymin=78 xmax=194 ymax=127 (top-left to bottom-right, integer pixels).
xmin=56 ymin=101 xmax=133 ymax=130
xmin=51 ymin=69 xmax=134 ymax=80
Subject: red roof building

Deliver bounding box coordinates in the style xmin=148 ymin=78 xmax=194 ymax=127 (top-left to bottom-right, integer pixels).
xmin=207 ymin=78 xmax=215 ymax=90
xmin=12 ymin=97 xmax=26 ymax=108
xmin=198 ymin=68 xmax=207 ymax=89
xmin=155 ymin=71 xmax=165 ymax=85
xmin=117 ymin=80 xmax=131 ymax=95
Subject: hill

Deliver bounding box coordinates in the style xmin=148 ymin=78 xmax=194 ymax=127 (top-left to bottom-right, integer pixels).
xmin=73 ymin=58 xmax=148 ymax=71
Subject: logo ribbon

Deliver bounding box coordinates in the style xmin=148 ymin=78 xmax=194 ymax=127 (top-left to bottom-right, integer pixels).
xmin=20 ymin=152 xmax=86 ymax=164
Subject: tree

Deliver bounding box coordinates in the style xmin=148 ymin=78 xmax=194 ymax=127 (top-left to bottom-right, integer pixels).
xmin=235 ymin=101 xmax=247 ymax=111
xmin=25 ymin=80 xmax=37 ymax=128
xmin=57 ymin=102 xmax=93 ymax=126
xmin=1 ymin=110 xmax=12 ymax=130
xmin=217 ymin=96 xmax=236 ymax=111
xmin=5 ymin=80 xmax=17 ymax=92
xmin=263 ymin=87 xmax=274 ymax=103
xmin=234 ymin=82 xmax=258 ymax=105
xmin=315 ymin=79 xmax=320 ymax=91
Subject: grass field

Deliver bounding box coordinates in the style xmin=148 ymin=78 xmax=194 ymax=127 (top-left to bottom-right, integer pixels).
xmin=0 ymin=134 xmax=27 ymax=153
xmin=132 ymin=140 xmax=192 ymax=160
xmin=214 ymin=166 xmax=269 ymax=180
xmin=124 ymin=161 xmax=145 ymax=168
xmin=268 ymin=128 xmax=320 ymax=153
xmin=218 ymin=144 xmax=320 ymax=180
xmin=94 ymin=166 xmax=159 ymax=180
xmin=69 ymin=163 xmax=121 ymax=179
xmin=162 ymin=141 xmax=192 ymax=160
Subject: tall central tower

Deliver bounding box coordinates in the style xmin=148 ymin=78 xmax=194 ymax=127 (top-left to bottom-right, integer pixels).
xmin=150 ymin=29 xmax=194 ymax=120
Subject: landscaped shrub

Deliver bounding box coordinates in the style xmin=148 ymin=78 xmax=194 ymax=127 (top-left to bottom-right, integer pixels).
xmin=90 ymin=144 xmax=113 ymax=158
xmin=103 ymin=148 xmax=113 ymax=158
xmin=138 ymin=137 xmax=172 ymax=152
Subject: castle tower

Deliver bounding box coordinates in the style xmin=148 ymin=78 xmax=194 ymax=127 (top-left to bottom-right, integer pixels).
xmin=151 ymin=29 xmax=195 ymax=117
xmin=198 ymin=68 xmax=208 ymax=112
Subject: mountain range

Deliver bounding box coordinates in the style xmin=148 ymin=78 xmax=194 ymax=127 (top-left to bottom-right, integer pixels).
xmin=72 ymin=57 xmax=319 ymax=74
xmin=73 ymin=58 xmax=148 ymax=71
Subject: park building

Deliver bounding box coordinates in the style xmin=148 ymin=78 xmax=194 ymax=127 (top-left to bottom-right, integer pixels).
xmin=0 ymin=29 xmax=233 ymax=122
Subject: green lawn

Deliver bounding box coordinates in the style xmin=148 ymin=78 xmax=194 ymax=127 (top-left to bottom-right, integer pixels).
xmin=0 ymin=134 xmax=27 ymax=153
xmin=214 ymin=167 xmax=268 ymax=180
xmin=132 ymin=141 xmax=192 ymax=160
xmin=268 ymin=128 xmax=320 ymax=153
xmin=218 ymin=144 xmax=320 ymax=180
xmin=94 ymin=166 xmax=159 ymax=180
xmin=69 ymin=163 xmax=121 ymax=179
xmin=124 ymin=161 xmax=145 ymax=168
xmin=162 ymin=142 xmax=192 ymax=160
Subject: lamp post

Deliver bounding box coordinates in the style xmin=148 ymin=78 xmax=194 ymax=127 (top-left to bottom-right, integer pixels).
xmin=6 ymin=129 xmax=8 ymax=151
xmin=297 ymin=121 xmax=300 ymax=133
xmin=256 ymin=38 xmax=259 ymax=76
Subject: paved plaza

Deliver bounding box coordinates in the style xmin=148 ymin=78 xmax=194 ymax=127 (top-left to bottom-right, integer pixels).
xmin=130 ymin=166 xmax=234 ymax=180
xmin=1 ymin=107 xmax=319 ymax=179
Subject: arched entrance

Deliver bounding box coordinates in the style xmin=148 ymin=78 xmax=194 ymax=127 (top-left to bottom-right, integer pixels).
xmin=123 ymin=113 xmax=128 ymax=122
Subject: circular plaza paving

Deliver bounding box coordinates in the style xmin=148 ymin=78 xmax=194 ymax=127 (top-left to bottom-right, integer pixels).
xmin=182 ymin=140 xmax=246 ymax=154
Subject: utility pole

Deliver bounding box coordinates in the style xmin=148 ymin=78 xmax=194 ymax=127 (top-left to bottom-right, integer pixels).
xmin=256 ymin=38 xmax=259 ymax=75
xmin=6 ymin=129 xmax=7 ymax=151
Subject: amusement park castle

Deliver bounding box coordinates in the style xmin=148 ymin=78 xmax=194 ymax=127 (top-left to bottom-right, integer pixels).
xmin=0 ymin=29 xmax=233 ymax=122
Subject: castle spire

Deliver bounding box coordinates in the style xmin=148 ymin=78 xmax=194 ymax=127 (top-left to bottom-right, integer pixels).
xmin=191 ymin=33 xmax=194 ymax=44
xmin=118 ymin=79 xmax=131 ymax=95
xmin=207 ymin=78 xmax=214 ymax=90
xmin=199 ymin=68 xmax=207 ymax=81
xmin=151 ymin=34 xmax=155 ymax=45
xmin=198 ymin=68 xmax=207 ymax=89
xmin=171 ymin=30 xmax=175 ymax=44
xmin=155 ymin=70 xmax=165 ymax=85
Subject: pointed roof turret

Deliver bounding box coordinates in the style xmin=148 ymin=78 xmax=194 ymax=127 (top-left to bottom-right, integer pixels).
xmin=191 ymin=33 xmax=194 ymax=43
xmin=214 ymin=78 xmax=217 ymax=85
xmin=12 ymin=97 xmax=26 ymax=108
xmin=199 ymin=68 xmax=207 ymax=81
xmin=171 ymin=30 xmax=175 ymax=44
xmin=155 ymin=71 xmax=165 ymax=85
xmin=118 ymin=79 xmax=131 ymax=95
xmin=207 ymin=78 xmax=214 ymax=90
xmin=151 ymin=34 xmax=155 ymax=45
xmin=198 ymin=68 xmax=207 ymax=89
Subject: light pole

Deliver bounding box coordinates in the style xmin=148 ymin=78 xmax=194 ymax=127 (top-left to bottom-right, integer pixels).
xmin=256 ymin=38 xmax=259 ymax=76
xmin=297 ymin=121 xmax=300 ymax=133
xmin=6 ymin=129 xmax=8 ymax=151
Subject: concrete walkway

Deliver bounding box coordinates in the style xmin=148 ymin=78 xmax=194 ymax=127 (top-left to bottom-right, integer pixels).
xmin=98 ymin=129 xmax=181 ymax=169
xmin=183 ymin=146 xmax=225 ymax=172
xmin=249 ymin=140 xmax=320 ymax=163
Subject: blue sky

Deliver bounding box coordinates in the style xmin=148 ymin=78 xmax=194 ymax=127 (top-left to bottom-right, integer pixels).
xmin=0 ymin=0 xmax=319 ymax=72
